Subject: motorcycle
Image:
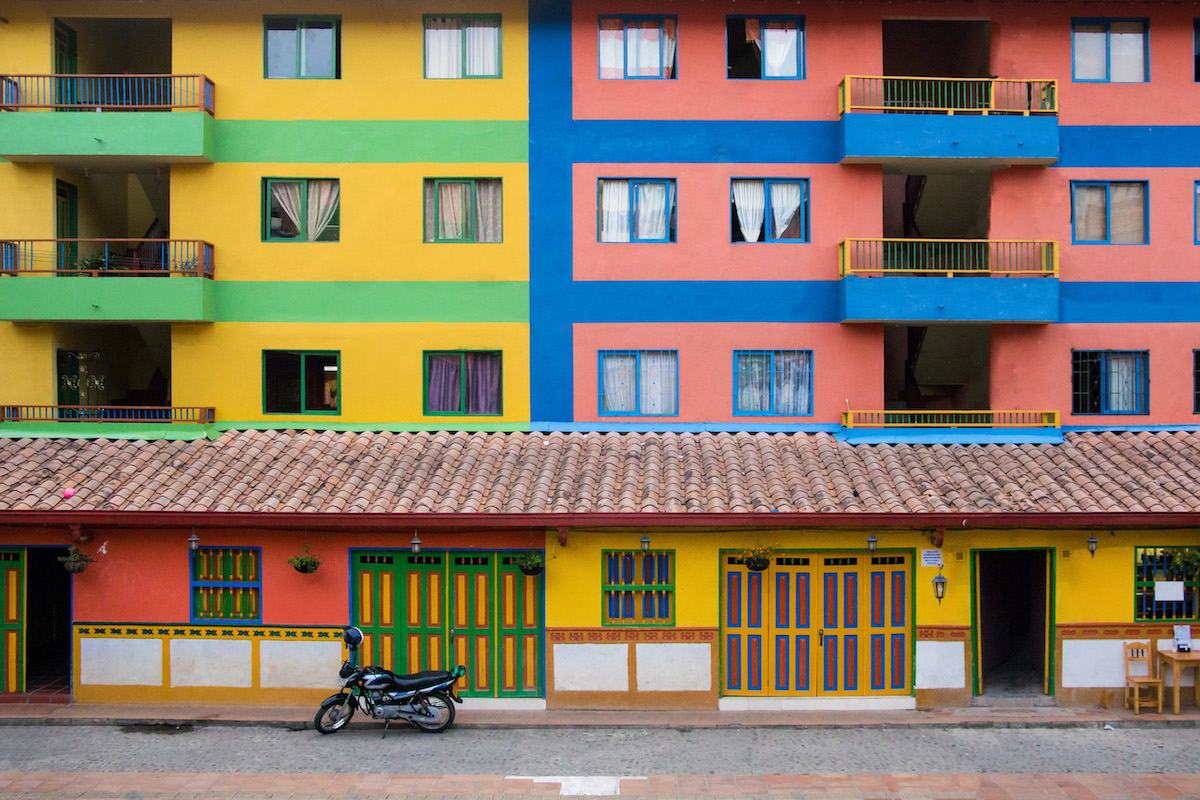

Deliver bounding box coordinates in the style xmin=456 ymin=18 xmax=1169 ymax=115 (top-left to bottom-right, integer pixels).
xmin=315 ymin=626 xmax=466 ymax=737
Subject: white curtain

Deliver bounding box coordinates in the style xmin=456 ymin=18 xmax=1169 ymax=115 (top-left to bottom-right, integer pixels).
xmin=1073 ymin=184 xmax=1108 ymax=241
xmin=598 ymin=18 xmax=624 ymax=79
xmin=627 ymin=20 xmax=662 ymax=77
xmin=465 ymin=19 xmax=500 ymax=77
xmin=1110 ymin=182 xmax=1145 ymax=244
xmin=775 ymin=351 xmax=811 ymax=415
xmin=639 ymin=351 xmax=677 ymax=415
xmin=635 ymin=182 xmax=667 ymax=240
xmin=601 ymin=352 xmax=636 ymax=412
xmin=661 ymin=19 xmax=677 ymax=78
xmin=270 ymin=181 xmax=303 ymax=238
xmin=473 ymin=179 xmax=503 ymax=243
xmin=732 ymin=180 xmax=765 ymax=243
xmin=1073 ymin=24 xmax=1107 ymax=80
xmin=305 ymin=180 xmax=340 ymax=241
xmin=425 ymin=17 xmax=462 ymax=78
xmin=1110 ymin=21 xmax=1146 ymax=82
xmin=437 ymin=182 xmax=468 ymax=240
xmin=763 ymin=21 xmax=798 ymax=78
xmin=1108 ymin=353 xmax=1137 ymax=412
xmin=736 ymin=352 xmax=770 ymax=412
xmin=599 ymin=180 xmax=630 ymax=242
xmin=769 ymin=182 xmax=804 ymax=240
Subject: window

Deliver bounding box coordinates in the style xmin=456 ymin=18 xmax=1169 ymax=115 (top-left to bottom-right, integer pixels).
xmin=192 ymin=548 xmax=261 ymax=623
xmin=603 ymin=550 xmax=673 ymax=626
xmin=1071 ymin=350 xmax=1148 ymax=414
xmin=1135 ymin=547 xmax=1199 ymax=622
xmin=1071 ymin=181 xmax=1147 ymax=244
xmin=264 ymin=16 xmax=340 ymax=79
xmin=1194 ymin=350 xmax=1200 ymax=413
xmin=598 ymin=16 xmax=676 ymax=79
xmin=727 ymin=16 xmax=804 ymax=79
xmin=597 ymin=179 xmax=677 ymax=242
xmin=1072 ymin=19 xmax=1147 ymax=83
xmin=424 ymin=15 xmax=501 ymax=78
xmin=1195 ymin=183 xmax=1200 ymax=243
xmin=424 ymin=351 xmax=502 ymax=415
xmin=734 ymin=350 xmax=812 ymax=415
xmin=423 ymin=178 xmax=502 ymax=242
xmin=263 ymin=350 xmax=340 ymax=414
xmin=598 ymin=349 xmax=678 ymax=416
xmin=263 ymin=179 xmax=340 ymax=242
xmin=731 ymin=179 xmax=809 ymax=243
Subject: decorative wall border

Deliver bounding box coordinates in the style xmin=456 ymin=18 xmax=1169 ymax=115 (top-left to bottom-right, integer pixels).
xmin=74 ymin=623 xmax=343 ymax=641
xmin=548 ymin=627 xmax=716 ymax=644
xmin=916 ymin=626 xmax=970 ymax=641
xmin=1058 ymin=623 xmax=1181 ymax=640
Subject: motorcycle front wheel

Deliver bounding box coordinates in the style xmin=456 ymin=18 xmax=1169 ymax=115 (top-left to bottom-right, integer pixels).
xmin=410 ymin=691 xmax=455 ymax=733
xmin=314 ymin=696 xmax=356 ymax=734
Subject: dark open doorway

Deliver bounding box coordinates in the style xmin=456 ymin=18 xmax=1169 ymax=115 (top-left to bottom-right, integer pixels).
xmin=24 ymin=548 xmax=72 ymax=701
xmin=975 ymin=549 xmax=1052 ymax=703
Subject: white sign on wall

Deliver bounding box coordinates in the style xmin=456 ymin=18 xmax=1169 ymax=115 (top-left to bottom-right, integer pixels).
xmin=921 ymin=549 xmax=943 ymax=568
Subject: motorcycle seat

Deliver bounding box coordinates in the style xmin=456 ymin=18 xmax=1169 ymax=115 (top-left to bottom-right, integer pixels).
xmin=390 ymin=669 xmax=457 ymax=691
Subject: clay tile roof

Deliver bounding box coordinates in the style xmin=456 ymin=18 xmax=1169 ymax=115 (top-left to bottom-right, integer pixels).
xmin=2 ymin=430 xmax=1200 ymax=518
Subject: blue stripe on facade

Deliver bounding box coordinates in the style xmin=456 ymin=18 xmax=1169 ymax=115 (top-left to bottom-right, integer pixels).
xmin=1057 ymin=127 xmax=1200 ymax=168
xmin=1059 ymin=283 xmax=1200 ymax=322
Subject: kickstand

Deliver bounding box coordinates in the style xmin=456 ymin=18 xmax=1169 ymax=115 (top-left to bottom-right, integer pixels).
xmin=381 ymin=719 xmax=391 ymax=739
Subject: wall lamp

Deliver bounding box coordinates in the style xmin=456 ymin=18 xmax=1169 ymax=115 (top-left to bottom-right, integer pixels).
xmin=187 ymin=531 xmax=200 ymax=552
xmin=410 ymin=534 xmax=422 ymax=554
xmin=932 ymin=567 xmax=948 ymax=604
xmin=867 ymin=535 xmax=877 ymax=552
xmin=640 ymin=534 xmax=651 ymax=553
xmin=1087 ymin=534 xmax=1098 ymax=558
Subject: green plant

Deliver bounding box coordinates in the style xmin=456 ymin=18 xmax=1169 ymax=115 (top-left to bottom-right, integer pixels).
xmin=736 ymin=544 xmax=776 ymax=562
xmin=1166 ymin=547 xmax=1200 ymax=579
xmin=57 ymin=545 xmax=97 ymax=565
xmin=511 ymin=551 xmax=544 ymax=572
xmin=288 ymin=544 xmax=321 ymax=574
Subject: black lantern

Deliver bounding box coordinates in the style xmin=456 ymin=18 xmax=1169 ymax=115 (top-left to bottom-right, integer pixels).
xmin=867 ymin=535 xmax=877 ymax=552
xmin=1087 ymin=534 xmax=1098 ymax=558
xmin=932 ymin=569 xmax=948 ymax=604
xmin=640 ymin=534 xmax=651 ymax=553
xmin=410 ymin=534 xmax=422 ymax=554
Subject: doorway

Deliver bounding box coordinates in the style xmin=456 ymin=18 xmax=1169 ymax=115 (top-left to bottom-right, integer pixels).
xmin=974 ymin=549 xmax=1053 ymax=699
xmin=0 ymin=547 xmax=72 ymax=698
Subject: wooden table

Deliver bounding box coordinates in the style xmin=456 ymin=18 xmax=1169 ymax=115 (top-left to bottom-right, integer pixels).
xmin=1157 ymin=647 xmax=1200 ymax=715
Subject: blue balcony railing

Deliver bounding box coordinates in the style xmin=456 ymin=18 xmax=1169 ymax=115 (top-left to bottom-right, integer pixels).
xmin=0 ymin=239 xmax=214 ymax=278
xmin=0 ymin=74 xmax=215 ymax=115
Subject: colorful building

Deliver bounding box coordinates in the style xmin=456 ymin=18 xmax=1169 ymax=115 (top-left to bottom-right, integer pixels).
xmin=1 ymin=0 xmax=1198 ymax=712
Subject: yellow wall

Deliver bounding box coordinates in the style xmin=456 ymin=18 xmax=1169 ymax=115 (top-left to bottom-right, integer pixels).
xmin=0 ymin=165 xmax=55 ymax=240
xmin=171 ymin=164 xmax=529 ymax=283
xmin=172 ymin=321 xmax=530 ymax=423
xmin=0 ymin=324 xmax=55 ymax=405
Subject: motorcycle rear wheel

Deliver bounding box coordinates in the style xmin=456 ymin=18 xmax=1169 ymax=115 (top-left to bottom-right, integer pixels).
xmin=410 ymin=691 xmax=455 ymax=733
xmin=314 ymin=696 xmax=356 ymax=734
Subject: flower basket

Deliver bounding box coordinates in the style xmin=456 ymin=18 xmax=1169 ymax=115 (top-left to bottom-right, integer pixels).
xmin=288 ymin=545 xmax=321 ymax=575
xmin=62 ymin=559 xmax=90 ymax=574
xmin=512 ymin=551 xmax=544 ymax=576
xmin=519 ymin=563 xmax=545 ymax=577
xmin=58 ymin=545 xmax=97 ymax=574
xmin=745 ymin=556 xmax=770 ymax=572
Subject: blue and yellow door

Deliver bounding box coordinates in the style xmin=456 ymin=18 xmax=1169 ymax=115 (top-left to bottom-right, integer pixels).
xmin=721 ymin=551 xmax=912 ymax=697
xmin=0 ymin=549 xmax=24 ymax=693
xmin=353 ymin=550 xmax=542 ymax=697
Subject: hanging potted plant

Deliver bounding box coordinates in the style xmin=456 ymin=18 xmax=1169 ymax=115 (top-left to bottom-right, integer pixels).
xmin=737 ymin=544 xmax=775 ymax=572
xmin=512 ymin=551 xmax=545 ymax=576
xmin=288 ymin=544 xmax=322 ymax=574
xmin=58 ymin=546 xmax=97 ymax=574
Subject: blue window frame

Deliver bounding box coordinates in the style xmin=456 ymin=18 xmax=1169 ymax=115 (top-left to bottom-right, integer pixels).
xmin=598 ymin=349 xmax=679 ymax=416
xmin=726 ymin=16 xmax=804 ymax=79
xmin=597 ymin=179 xmax=677 ymax=242
xmin=191 ymin=547 xmax=261 ymax=623
xmin=1194 ymin=350 xmax=1200 ymax=413
xmin=598 ymin=16 xmax=677 ymax=79
xmin=731 ymin=179 xmax=809 ymax=243
xmin=1071 ymin=181 xmax=1147 ymax=244
xmin=1071 ymin=350 xmax=1149 ymax=415
xmin=733 ymin=350 xmax=813 ymax=416
xmin=1194 ymin=182 xmax=1200 ymax=244
xmin=602 ymin=550 xmax=674 ymax=626
xmin=1072 ymin=19 xmax=1148 ymax=83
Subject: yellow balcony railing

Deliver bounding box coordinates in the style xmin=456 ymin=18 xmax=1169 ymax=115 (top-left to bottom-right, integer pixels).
xmin=838 ymin=239 xmax=1058 ymax=278
xmin=843 ymin=410 xmax=1060 ymax=429
xmin=838 ymin=75 xmax=1058 ymax=117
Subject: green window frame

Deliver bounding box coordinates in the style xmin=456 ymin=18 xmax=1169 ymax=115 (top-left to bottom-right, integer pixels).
xmin=602 ymin=550 xmax=674 ymax=626
xmin=264 ymin=16 xmax=341 ymax=79
xmin=423 ymin=14 xmax=502 ymax=78
xmin=422 ymin=178 xmax=503 ymax=243
xmin=1134 ymin=547 xmax=1200 ymax=622
xmin=423 ymin=350 xmax=503 ymax=416
xmin=191 ymin=547 xmax=261 ymax=623
xmin=262 ymin=178 xmax=340 ymax=242
xmin=263 ymin=350 xmax=340 ymax=415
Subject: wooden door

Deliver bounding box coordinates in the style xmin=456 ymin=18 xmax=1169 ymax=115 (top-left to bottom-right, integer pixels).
xmin=0 ymin=550 xmax=24 ymax=693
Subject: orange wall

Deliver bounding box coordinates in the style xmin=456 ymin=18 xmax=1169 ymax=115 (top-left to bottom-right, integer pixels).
xmin=572 ymin=0 xmax=1200 ymax=126
xmin=992 ymin=324 xmax=1197 ymax=423
xmin=573 ymin=322 xmax=882 ymax=424
xmin=573 ymin=163 xmax=879 ymax=281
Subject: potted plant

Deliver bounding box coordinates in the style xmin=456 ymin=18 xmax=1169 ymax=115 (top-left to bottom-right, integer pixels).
xmin=58 ymin=545 xmax=97 ymax=574
xmin=512 ymin=551 xmax=544 ymax=576
xmin=1166 ymin=547 xmax=1200 ymax=580
xmin=737 ymin=544 xmax=775 ymax=572
xmin=288 ymin=544 xmax=321 ymax=574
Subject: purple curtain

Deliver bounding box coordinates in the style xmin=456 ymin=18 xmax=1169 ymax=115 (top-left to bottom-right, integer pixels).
xmin=465 ymin=352 xmax=502 ymax=414
xmin=427 ymin=354 xmax=461 ymax=413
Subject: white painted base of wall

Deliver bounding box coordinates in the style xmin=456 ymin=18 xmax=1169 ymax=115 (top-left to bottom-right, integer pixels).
xmin=466 ymin=697 xmax=547 ymax=710
xmin=718 ymin=696 xmax=917 ymax=711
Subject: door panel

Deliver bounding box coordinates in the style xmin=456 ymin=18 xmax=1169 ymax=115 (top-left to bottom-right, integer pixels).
xmin=0 ymin=550 xmax=24 ymax=693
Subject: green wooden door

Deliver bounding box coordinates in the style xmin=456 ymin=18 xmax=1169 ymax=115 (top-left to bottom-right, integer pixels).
xmin=353 ymin=551 xmax=448 ymax=674
xmin=0 ymin=550 xmax=24 ymax=693
xmin=55 ymin=180 xmax=77 ymax=272
xmin=449 ymin=553 xmax=494 ymax=695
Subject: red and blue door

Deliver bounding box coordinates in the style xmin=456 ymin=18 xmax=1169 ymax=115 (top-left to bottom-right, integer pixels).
xmin=721 ymin=552 xmax=911 ymax=697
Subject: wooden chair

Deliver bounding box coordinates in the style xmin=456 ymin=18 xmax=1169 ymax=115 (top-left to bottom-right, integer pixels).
xmin=1125 ymin=641 xmax=1164 ymax=714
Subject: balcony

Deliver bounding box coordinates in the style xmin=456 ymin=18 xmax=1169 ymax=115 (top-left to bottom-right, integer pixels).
xmin=838 ymin=238 xmax=1059 ymax=323
xmin=837 ymin=76 xmax=1059 ymax=167
xmin=1 ymin=406 xmax=215 ymax=424
xmin=0 ymin=239 xmax=215 ymax=322
xmin=843 ymin=410 xmax=1060 ymax=428
xmin=0 ymin=74 xmax=215 ymax=165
